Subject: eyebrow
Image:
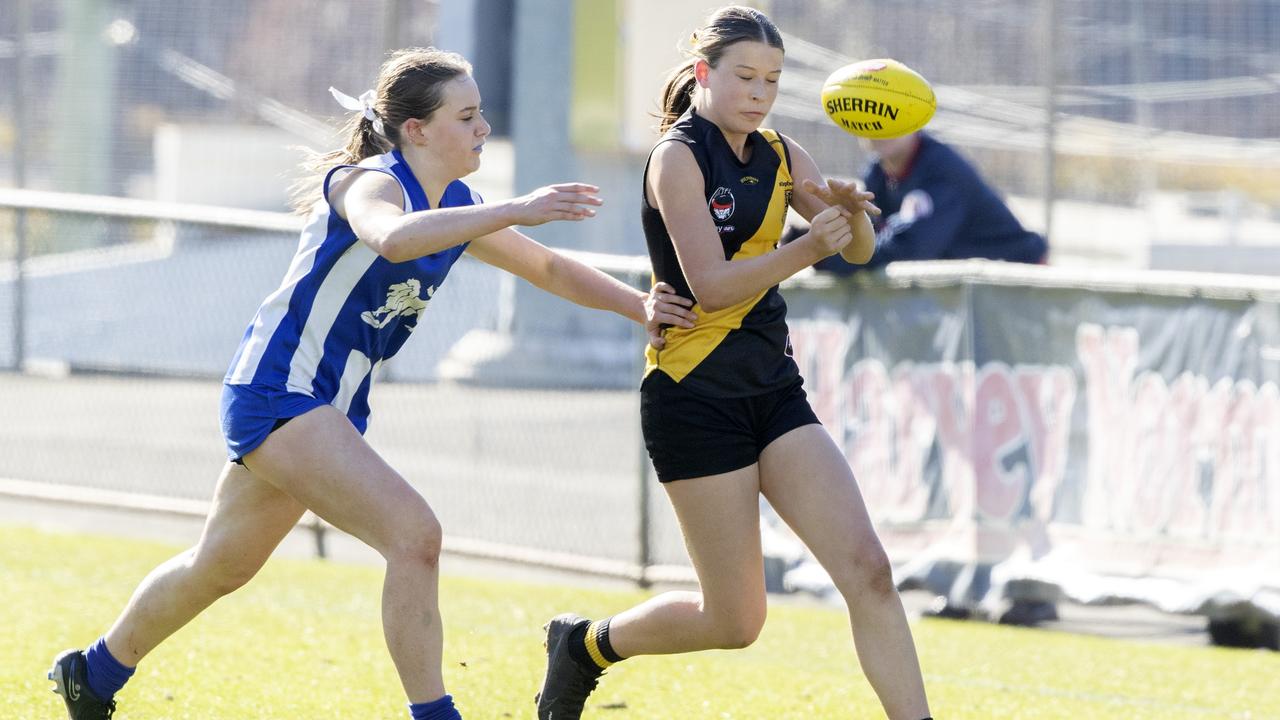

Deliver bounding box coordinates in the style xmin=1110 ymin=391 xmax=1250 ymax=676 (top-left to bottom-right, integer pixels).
xmin=457 ymin=105 xmax=479 ymax=113
xmin=734 ymin=64 xmax=782 ymax=73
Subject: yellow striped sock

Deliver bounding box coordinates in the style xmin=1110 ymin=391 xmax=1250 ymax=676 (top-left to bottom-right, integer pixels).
xmin=582 ymin=620 xmax=613 ymax=669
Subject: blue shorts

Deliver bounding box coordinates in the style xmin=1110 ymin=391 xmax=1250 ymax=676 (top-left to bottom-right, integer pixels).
xmin=220 ymin=383 xmax=332 ymax=462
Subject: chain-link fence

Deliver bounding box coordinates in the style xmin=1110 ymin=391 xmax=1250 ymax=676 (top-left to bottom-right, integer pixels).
xmin=0 ymin=0 xmax=439 ymax=198
xmin=0 ymin=0 xmax=690 ymax=580
xmin=0 ymin=192 xmax=694 ymax=580
xmin=4 ymin=1 xmax=1279 ymax=252
xmin=3 ymin=0 xmax=1280 ymax=582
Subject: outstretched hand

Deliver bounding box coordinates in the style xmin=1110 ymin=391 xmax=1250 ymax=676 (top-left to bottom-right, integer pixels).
xmin=510 ymin=183 xmax=604 ymax=226
xmin=801 ymin=178 xmax=881 ymax=218
xmin=645 ymin=281 xmax=696 ymax=350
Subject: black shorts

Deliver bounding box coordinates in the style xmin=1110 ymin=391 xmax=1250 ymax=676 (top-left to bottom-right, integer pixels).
xmin=640 ymin=371 xmax=820 ymax=483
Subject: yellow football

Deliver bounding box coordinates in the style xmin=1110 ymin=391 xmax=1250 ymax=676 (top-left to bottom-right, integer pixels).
xmin=821 ymin=59 xmax=936 ymax=139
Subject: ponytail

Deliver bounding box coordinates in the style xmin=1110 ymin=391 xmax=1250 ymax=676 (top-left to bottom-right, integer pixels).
xmin=657 ymin=61 xmax=697 ymax=133
xmin=289 ymin=113 xmax=393 ymax=213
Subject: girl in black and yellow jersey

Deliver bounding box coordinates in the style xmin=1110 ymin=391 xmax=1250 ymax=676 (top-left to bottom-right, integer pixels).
xmin=536 ymin=7 xmax=933 ymax=720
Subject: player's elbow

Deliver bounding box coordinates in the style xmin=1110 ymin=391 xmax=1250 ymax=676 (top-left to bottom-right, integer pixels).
xmin=843 ymin=242 xmax=875 ymax=265
xmin=698 ymin=298 xmax=728 ymax=314
xmin=686 ymin=277 xmax=729 ymax=313
xmin=352 ymin=215 xmax=412 ymax=263
xmin=379 ymin=245 xmax=414 ymax=264
xmin=373 ymin=230 xmax=415 ymax=263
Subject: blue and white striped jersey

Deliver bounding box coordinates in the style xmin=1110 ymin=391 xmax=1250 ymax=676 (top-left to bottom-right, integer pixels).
xmin=224 ymin=149 xmax=476 ymax=430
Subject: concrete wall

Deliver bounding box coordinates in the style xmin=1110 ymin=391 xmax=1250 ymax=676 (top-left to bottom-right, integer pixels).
xmin=153 ymin=124 xmax=311 ymax=211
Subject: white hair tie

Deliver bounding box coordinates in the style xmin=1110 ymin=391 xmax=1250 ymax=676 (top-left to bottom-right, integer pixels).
xmin=329 ymin=86 xmax=386 ymax=136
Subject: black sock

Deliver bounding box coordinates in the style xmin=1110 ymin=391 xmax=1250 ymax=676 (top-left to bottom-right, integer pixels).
xmin=567 ymin=617 xmax=624 ymax=671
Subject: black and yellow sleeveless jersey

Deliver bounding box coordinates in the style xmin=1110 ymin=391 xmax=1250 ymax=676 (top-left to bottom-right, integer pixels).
xmin=641 ymin=109 xmax=800 ymax=398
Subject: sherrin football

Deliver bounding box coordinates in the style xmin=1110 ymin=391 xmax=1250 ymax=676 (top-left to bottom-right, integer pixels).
xmin=821 ymin=59 xmax=936 ymax=139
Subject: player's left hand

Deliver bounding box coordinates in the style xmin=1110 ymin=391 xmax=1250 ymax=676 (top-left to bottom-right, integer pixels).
xmin=802 ymin=178 xmax=881 ymax=218
xmin=645 ymin=282 xmax=696 ymax=350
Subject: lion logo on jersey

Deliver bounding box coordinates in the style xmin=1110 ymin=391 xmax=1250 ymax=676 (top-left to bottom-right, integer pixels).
xmin=361 ymin=278 xmax=433 ymax=329
xmin=709 ymin=187 xmax=735 ymax=222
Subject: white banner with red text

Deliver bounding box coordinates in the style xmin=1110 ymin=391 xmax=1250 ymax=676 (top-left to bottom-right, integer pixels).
xmin=778 ymin=261 xmax=1280 ymax=624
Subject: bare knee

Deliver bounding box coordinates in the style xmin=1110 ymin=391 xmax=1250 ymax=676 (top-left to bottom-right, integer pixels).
xmin=382 ymin=508 xmax=443 ymax=571
xmin=707 ymin=606 xmax=767 ymax=649
xmin=832 ymin=542 xmax=897 ymax=602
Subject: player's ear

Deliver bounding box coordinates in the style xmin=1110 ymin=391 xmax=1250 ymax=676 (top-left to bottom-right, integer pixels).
xmin=401 ymin=118 xmax=427 ymax=146
xmin=693 ymin=59 xmax=711 ymax=88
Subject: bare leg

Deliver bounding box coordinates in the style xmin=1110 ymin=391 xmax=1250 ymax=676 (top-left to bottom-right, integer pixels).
xmin=103 ymin=461 xmax=306 ymax=664
xmin=759 ymin=424 xmax=930 ymax=720
xmin=244 ymin=406 xmax=446 ymax=703
xmin=607 ymin=466 xmax=769 ymax=656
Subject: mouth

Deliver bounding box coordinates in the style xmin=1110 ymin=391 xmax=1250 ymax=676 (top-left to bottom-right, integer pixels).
xmin=473 ymin=143 xmax=485 ymax=153
xmin=742 ymin=111 xmax=765 ymax=120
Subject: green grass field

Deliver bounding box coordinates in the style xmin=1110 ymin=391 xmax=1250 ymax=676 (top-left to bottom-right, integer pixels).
xmin=4 ymin=526 xmax=1276 ymax=719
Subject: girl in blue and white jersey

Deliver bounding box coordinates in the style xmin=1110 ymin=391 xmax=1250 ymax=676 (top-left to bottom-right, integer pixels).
xmin=48 ymin=48 xmax=696 ymax=720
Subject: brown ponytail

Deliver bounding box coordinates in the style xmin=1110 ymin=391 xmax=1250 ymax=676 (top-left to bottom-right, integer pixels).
xmin=657 ymin=62 xmax=698 ymax=133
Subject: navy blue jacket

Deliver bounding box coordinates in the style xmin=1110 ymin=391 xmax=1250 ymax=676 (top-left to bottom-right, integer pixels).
xmin=814 ymin=133 xmax=1046 ymax=275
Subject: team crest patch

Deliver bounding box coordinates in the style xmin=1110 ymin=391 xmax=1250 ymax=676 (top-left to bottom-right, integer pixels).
xmin=740 ymin=176 xmax=759 ymax=185
xmin=709 ymin=187 xmax=735 ymax=222
xmin=362 ymin=278 xmax=433 ymax=329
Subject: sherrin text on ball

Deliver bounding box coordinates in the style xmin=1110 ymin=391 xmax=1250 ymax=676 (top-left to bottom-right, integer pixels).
xmin=821 ymin=59 xmax=936 ymax=139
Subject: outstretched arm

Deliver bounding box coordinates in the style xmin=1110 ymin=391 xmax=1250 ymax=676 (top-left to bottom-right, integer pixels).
xmin=333 ymin=169 xmax=603 ymax=263
xmin=466 ymin=228 xmax=696 ymax=349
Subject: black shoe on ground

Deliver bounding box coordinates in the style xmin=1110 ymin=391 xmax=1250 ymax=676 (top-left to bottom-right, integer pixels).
xmin=535 ymin=613 xmax=604 ymax=720
xmin=998 ymin=599 xmax=1060 ymax=626
xmin=48 ymin=649 xmax=117 ymax=720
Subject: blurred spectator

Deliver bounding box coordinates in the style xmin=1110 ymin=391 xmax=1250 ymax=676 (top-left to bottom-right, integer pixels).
xmin=789 ymin=131 xmax=1047 ymax=274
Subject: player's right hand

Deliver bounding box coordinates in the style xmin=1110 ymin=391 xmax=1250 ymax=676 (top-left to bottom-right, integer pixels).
xmin=804 ymin=205 xmax=855 ymax=258
xmin=645 ymin=281 xmax=697 ymax=350
xmin=509 ymin=183 xmax=604 ymax=226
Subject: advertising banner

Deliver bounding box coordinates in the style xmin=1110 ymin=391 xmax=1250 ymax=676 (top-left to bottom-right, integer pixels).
xmin=783 ymin=262 xmax=1280 ymax=626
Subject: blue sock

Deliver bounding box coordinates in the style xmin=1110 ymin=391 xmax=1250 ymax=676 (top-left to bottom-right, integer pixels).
xmin=83 ymin=637 xmax=135 ymax=702
xmin=408 ymin=694 xmax=461 ymax=720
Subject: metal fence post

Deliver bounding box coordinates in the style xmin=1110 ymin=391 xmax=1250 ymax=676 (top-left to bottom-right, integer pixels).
xmin=1042 ymin=0 xmax=1059 ymax=247
xmin=11 ymin=0 xmax=30 ymax=371
xmin=383 ymin=0 xmax=406 ymax=53
xmin=637 ymin=415 xmax=652 ymax=589
xmin=633 ymin=276 xmax=653 ymax=589
xmin=312 ymin=516 xmax=328 ymax=560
